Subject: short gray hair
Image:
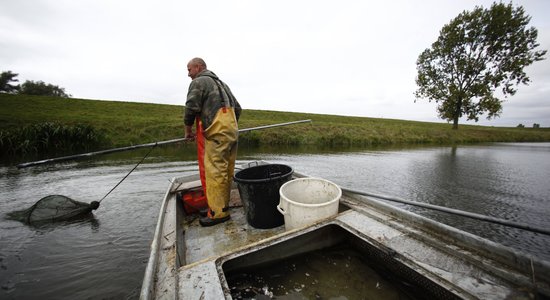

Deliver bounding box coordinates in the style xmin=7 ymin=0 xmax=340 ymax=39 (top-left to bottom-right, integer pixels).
xmin=189 ymin=57 xmax=207 ymax=68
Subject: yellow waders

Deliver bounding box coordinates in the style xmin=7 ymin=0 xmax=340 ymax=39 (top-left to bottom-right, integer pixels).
xmin=200 ymin=107 xmax=238 ymax=219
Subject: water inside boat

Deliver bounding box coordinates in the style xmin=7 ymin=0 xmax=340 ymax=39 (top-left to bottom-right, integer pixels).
xmin=226 ymin=245 xmax=411 ymax=299
xmin=223 ymin=224 xmax=458 ymax=300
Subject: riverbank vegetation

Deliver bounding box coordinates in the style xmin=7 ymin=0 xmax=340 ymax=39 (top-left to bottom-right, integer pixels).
xmin=1 ymin=70 xmax=71 ymax=98
xmin=1 ymin=94 xmax=549 ymax=158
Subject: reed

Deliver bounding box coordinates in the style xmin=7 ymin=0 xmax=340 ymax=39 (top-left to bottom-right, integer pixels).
xmin=0 ymin=122 xmax=105 ymax=156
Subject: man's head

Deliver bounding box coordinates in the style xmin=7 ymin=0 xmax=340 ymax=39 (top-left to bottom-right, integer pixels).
xmin=187 ymin=57 xmax=207 ymax=79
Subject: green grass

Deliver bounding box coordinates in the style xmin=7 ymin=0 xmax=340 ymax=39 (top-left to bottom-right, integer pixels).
xmin=1 ymin=93 xmax=549 ymax=157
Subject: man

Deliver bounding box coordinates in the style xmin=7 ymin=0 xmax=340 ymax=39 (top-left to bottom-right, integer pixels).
xmin=184 ymin=57 xmax=241 ymax=226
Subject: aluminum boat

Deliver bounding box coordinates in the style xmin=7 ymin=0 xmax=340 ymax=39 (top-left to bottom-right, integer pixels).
xmin=140 ymin=161 xmax=550 ymax=299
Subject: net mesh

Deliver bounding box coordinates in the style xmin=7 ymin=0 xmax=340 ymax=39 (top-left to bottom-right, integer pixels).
xmin=7 ymin=195 xmax=99 ymax=224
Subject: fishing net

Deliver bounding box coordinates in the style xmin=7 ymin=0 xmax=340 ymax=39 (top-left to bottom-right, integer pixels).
xmin=8 ymin=143 xmax=157 ymax=225
xmin=7 ymin=195 xmax=99 ymax=224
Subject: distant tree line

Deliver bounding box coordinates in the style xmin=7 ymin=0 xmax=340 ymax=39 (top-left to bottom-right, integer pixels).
xmin=517 ymin=123 xmax=542 ymax=128
xmin=0 ymin=70 xmax=71 ymax=98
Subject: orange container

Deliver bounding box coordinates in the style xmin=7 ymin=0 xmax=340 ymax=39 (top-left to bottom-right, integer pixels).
xmin=182 ymin=189 xmax=208 ymax=214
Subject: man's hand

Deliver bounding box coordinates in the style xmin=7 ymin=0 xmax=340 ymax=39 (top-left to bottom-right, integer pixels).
xmin=185 ymin=125 xmax=196 ymax=141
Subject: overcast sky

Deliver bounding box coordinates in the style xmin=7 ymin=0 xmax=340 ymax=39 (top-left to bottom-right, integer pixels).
xmin=1 ymin=0 xmax=549 ymax=127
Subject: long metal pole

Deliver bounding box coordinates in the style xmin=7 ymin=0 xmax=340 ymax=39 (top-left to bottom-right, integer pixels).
xmin=342 ymin=186 xmax=550 ymax=236
xmin=16 ymin=119 xmax=311 ymax=169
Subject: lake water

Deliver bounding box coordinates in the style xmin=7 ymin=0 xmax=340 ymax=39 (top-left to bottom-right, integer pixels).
xmin=1 ymin=142 xmax=549 ymax=299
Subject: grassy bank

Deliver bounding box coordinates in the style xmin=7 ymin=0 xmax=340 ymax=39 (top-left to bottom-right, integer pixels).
xmin=1 ymin=94 xmax=549 ymax=156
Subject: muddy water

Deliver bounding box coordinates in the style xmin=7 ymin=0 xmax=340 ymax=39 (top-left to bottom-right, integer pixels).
xmin=227 ymin=244 xmax=414 ymax=300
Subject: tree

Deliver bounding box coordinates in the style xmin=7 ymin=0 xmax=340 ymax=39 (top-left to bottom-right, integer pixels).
xmin=415 ymin=2 xmax=546 ymax=129
xmin=19 ymin=80 xmax=71 ymax=98
xmin=0 ymin=71 xmax=20 ymax=94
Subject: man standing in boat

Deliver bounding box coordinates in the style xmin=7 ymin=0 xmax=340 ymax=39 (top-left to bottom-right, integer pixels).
xmin=184 ymin=57 xmax=241 ymax=226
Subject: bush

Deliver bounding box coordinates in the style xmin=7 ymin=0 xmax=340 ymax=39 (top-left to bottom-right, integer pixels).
xmin=19 ymin=80 xmax=71 ymax=98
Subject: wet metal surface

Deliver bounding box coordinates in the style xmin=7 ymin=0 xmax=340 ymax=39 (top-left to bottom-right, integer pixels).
xmin=182 ymin=189 xmax=285 ymax=265
xmin=153 ymin=186 xmax=549 ymax=299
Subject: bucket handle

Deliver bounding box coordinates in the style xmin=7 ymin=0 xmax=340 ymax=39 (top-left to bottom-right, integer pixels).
xmin=277 ymin=204 xmax=287 ymax=215
xmin=268 ymin=171 xmax=282 ymax=178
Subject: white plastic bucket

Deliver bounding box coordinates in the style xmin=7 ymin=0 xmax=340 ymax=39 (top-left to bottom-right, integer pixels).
xmin=277 ymin=178 xmax=342 ymax=230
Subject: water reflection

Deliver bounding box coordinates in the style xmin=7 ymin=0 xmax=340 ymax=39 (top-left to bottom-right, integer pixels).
xmin=396 ymin=144 xmax=550 ymax=260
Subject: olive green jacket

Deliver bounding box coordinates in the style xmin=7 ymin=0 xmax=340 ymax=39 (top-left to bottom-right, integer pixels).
xmin=184 ymin=70 xmax=241 ymax=129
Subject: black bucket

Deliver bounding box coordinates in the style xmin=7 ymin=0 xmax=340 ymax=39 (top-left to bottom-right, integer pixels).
xmin=233 ymin=164 xmax=293 ymax=229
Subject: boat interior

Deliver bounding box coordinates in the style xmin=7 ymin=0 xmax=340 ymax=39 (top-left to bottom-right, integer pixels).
xmin=141 ymin=161 xmax=550 ymax=299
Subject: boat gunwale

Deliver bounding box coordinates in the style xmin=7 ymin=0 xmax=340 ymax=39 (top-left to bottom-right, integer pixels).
xmin=341 ymin=190 xmax=550 ymax=290
xmin=140 ymin=177 xmax=175 ymax=300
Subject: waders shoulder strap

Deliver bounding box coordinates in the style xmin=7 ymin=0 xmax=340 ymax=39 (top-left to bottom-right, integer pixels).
xmin=205 ymin=76 xmax=235 ymax=108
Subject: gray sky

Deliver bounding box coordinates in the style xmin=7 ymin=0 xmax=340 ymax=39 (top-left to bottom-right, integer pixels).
xmin=1 ymin=0 xmax=549 ymax=127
